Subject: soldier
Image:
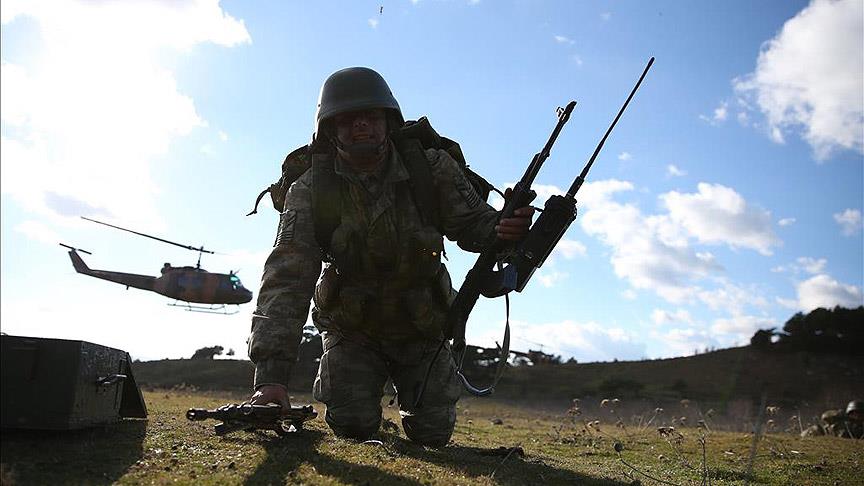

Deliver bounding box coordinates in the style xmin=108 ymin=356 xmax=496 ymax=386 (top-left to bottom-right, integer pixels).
xmin=246 ymin=67 xmax=534 ymax=446
xmin=801 ymin=400 xmax=864 ymax=439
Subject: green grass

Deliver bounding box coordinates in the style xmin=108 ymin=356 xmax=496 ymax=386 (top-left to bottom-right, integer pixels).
xmin=2 ymin=390 xmax=861 ymax=485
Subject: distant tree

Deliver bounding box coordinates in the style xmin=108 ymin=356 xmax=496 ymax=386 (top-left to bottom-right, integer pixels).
xmin=226 ymin=348 xmax=235 ymax=356
xmin=750 ymin=328 xmax=774 ymax=350
xmin=776 ymin=306 xmax=864 ymax=353
xmin=191 ymin=345 xmax=224 ymax=360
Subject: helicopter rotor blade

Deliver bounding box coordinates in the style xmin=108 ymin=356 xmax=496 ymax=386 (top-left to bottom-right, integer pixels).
xmin=81 ymin=216 xmax=215 ymax=255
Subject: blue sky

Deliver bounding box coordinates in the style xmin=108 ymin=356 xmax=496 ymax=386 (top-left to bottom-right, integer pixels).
xmin=1 ymin=0 xmax=861 ymax=362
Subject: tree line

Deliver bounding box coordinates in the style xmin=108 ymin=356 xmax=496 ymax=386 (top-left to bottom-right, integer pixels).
xmin=751 ymin=306 xmax=863 ymax=354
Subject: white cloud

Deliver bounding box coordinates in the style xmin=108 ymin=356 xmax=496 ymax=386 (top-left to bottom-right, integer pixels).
xmin=659 ymin=328 xmax=720 ymax=357
xmin=554 ymin=35 xmax=575 ymax=45
xmin=775 ymin=297 xmax=799 ymax=310
xmin=554 ymin=239 xmax=587 ymax=259
xmin=698 ymin=282 xmax=769 ymax=315
xmin=796 ymin=257 xmax=827 ymax=274
xmin=699 ymin=101 xmax=729 ymax=125
xmin=577 ymin=179 xmax=632 ymax=207
xmin=796 ymin=274 xmax=863 ymax=311
xmin=833 ymin=208 xmax=862 ymax=236
xmin=618 ymin=152 xmax=632 ymax=161
xmin=778 ymin=217 xmax=796 ymax=227
xmin=666 ymin=164 xmax=686 ymax=177
xmin=579 ymin=180 xmax=721 ymax=303
xmin=771 ymin=256 xmax=829 ymax=275
xmin=711 ymin=314 xmax=777 ymax=343
xmin=713 ymin=102 xmax=728 ymax=121
xmin=479 ymin=319 xmax=645 ymax=363
xmin=661 ymin=183 xmax=780 ymax=255
xmin=600 ymin=12 xmax=612 ymax=21
xmin=218 ymin=130 xmax=229 ymax=142
xmin=571 ymin=55 xmax=584 ymax=67
xmin=578 ymin=179 xmax=784 ymax=306
xmin=1 ymin=0 xmax=250 ymax=229
xmin=537 ymin=271 xmax=568 ymax=288
xmin=621 ymin=289 xmax=638 ymax=300
xmin=651 ymin=308 xmax=693 ymax=326
xmin=0 ymin=293 xmax=257 ymax=361
xmin=15 ymin=220 xmax=59 ymax=245
xmin=368 ymin=18 xmax=379 ymax=29
xmin=733 ymin=0 xmax=863 ymax=160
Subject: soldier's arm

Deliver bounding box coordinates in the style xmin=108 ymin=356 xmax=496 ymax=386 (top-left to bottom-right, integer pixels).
xmin=247 ymin=171 xmax=322 ymax=389
xmin=426 ymin=148 xmax=500 ymax=251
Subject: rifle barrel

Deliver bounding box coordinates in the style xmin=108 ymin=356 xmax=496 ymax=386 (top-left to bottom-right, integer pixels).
xmin=524 ymin=101 xmax=577 ymax=185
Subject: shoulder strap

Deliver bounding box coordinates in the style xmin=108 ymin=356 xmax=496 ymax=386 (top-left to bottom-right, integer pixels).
xmin=396 ymin=137 xmax=441 ymax=231
xmin=311 ymin=152 xmax=341 ymax=254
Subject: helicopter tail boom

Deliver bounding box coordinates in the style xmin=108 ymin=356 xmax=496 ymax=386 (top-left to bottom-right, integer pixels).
xmin=61 ymin=244 xmax=157 ymax=292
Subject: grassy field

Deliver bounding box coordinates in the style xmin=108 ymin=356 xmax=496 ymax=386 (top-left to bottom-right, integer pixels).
xmin=2 ymin=389 xmax=861 ymax=485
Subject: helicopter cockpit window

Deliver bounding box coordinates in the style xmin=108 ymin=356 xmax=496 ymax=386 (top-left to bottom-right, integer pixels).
xmin=230 ymin=274 xmax=243 ymax=290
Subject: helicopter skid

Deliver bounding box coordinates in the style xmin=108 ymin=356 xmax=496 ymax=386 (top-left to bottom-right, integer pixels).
xmin=168 ymin=302 xmax=240 ymax=315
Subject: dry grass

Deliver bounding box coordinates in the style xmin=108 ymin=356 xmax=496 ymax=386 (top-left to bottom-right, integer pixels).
xmin=1 ymin=390 xmax=862 ymax=485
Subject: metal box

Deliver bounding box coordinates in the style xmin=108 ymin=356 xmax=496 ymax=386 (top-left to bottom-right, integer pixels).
xmin=1 ymin=335 xmax=147 ymax=430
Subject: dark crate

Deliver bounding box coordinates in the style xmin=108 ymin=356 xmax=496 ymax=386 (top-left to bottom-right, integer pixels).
xmin=1 ymin=335 xmax=147 ymax=430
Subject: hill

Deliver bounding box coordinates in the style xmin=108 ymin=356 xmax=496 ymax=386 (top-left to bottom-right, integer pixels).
xmin=133 ymin=345 xmax=863 ymax=420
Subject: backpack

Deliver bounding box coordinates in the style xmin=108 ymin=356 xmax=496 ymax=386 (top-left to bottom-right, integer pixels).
xmin=246 ymin=117 xmax=496 ymax=250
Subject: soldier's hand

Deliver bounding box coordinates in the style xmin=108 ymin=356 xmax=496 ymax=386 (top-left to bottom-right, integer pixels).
xmin=496 ymin=188 xmax=535 ymax=241
xmin=249 ymin=384 xmax=291 ymax=411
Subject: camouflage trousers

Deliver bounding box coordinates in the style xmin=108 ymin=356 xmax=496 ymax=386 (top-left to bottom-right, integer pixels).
xmin=312 ymin=332 xmax=462 ymax=447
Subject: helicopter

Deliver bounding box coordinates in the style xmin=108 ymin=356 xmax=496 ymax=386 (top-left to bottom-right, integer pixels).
xmin=61 ymin=217 xmax=253 ymax=313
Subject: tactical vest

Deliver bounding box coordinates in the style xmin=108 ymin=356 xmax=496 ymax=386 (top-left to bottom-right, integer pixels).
xmin=248 ymin=117 xmax=494 ymax=254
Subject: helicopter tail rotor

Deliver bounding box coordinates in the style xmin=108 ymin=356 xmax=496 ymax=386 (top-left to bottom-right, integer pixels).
xmin=59 ymin=243 xmax=93 ymax=255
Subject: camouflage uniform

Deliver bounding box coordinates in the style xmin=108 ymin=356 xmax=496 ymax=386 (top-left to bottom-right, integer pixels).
xmin=800 ymin=409 xmax=864 ymax=439
xmin=248 ymin=143 xmax=500 ymax=446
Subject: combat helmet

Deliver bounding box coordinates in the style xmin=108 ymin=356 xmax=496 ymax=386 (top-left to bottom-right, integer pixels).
xmin=847 ymin=400 xmax=863 ymax=418
xmin=314 ymin=67 xmax=403 ymax=139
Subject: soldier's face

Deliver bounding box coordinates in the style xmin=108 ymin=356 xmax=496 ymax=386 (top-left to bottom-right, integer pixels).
xmin=334 ymin=109 xmax=387 ymax=150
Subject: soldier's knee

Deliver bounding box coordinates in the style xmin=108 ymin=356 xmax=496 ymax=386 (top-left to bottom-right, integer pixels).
xmin=401 ymin=405 xmax=456 ymax=447
xmin=325 ymin=402 xmax=382 ymax=441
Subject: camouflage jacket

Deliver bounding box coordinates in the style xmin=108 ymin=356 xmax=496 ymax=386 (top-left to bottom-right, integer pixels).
xmin=248 ymin=143 xmax=501 ymax=388
xmin=801 ymin=409 xmax=864 ymax=439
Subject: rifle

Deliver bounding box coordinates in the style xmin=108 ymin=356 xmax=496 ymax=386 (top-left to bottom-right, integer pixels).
xmin=418 ymin=58 xmax=655 ymax=404
xmin=186 ymin=403 xmax=317 ymax=436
